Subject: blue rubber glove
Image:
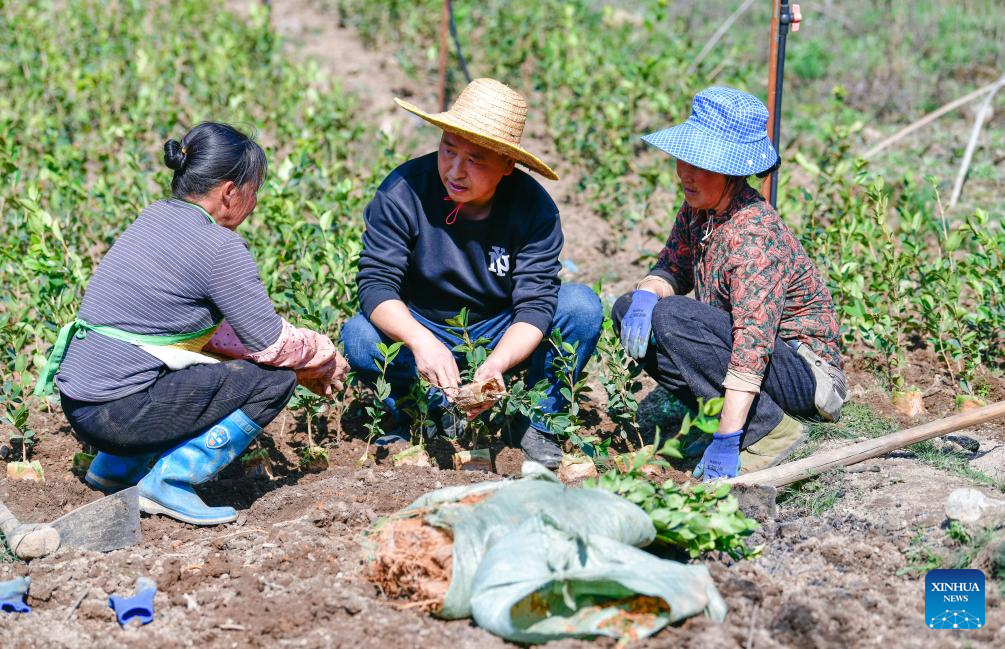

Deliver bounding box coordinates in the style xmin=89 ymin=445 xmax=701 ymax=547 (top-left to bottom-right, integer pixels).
xmin=693 ymin=430 xmax=743 ymax=481
xmin=620 ymin=290 xmax=659 ymax=359
xmin=108 ymin=577 xmax=156 ymax=626
xmin=0 ymin=576 xmax=31 ymax=614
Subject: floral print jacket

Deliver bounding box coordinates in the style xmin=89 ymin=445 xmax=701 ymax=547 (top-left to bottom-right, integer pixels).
xmin=649 ymin=186 xmax=843 ymax=389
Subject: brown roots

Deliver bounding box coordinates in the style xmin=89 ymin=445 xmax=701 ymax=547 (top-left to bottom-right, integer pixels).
xmin=368 ymin=517 xmax=454 ymax=613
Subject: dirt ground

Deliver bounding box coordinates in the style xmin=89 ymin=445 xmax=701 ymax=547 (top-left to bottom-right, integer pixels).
xmin=2 ymin=1 xmax=1005 ymax=647
xmin=2 ymin=402 xmax=1003 ymax=649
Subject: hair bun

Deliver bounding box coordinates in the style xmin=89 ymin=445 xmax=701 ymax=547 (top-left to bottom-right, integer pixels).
xmin=163 ymin=139 xmax=187 ymax=171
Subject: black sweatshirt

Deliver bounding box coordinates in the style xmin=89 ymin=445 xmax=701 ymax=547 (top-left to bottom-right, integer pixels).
xmin=356 ymin=153 xmax=563 ymax=333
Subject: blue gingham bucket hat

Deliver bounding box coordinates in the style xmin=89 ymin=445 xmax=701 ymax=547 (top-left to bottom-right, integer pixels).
xmin=641 ymin=87 xmax=778 ymax=176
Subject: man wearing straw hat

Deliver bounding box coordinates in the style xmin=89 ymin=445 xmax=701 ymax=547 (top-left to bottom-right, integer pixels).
xmin=341 ymin=78 xmax=602 ymax=468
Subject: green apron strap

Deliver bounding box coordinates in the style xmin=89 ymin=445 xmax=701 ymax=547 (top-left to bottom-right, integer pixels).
xmin=34 ymin=319 xmax=85 ymax=397
xmin=85 ymin=321 xmax=220 ymax=347
xmin=33 ymin=319 xmax=222 ymax=397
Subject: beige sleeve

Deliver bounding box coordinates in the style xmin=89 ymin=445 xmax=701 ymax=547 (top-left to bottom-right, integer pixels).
xmin=723 ymin=368 xmax=763 ymax=393
xmin=636 ymin=275 xmax=676 ymax=298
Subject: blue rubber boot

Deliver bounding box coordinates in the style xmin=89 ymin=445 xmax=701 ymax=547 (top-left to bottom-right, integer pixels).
xmin=84 ymin=452 xmax=159 ymax=493
xmin=137 ymin=409 xmax=261 ymax=526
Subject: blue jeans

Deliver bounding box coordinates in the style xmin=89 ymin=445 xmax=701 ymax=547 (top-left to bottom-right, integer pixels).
xmin=612 ymin=294 xmax=817 ymax=449
xmin=340 ymin=283 xmax=603 ymax=433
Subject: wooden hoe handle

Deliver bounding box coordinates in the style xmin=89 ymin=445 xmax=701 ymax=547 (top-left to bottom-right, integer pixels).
xmin=729 ymin=401 xmax=1005 ymax=488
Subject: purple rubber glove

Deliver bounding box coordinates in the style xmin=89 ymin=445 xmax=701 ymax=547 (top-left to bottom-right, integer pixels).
xmin=693 ymin=429 xmax=743 ymax=481
xmin=620 ymin=290 xmax=658 ymax=359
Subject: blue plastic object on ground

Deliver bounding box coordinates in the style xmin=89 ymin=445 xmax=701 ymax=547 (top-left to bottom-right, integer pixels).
xmin=108 ymin=577 xmax=157 ymax=626
xmin=0 ymin=576 xmax=31 ymax=613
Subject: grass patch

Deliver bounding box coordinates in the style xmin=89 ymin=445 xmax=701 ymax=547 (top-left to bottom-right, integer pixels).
xmin=899 ymin=524 xmax=1004 ymax=600
xmin=838 ymin=403 xmax=899 ymax=437
xmin=0 ymin=532 xmax=16 ymax=563
xmin=777 ymin=471 xmax=845 ymax=516
xmin=908 ymin=440 xmax=1005 ymax=493
xmin=788 ymin=402 xmax=896 ymax=461
xmin=897 ymin=528 xmax=946 ymax=576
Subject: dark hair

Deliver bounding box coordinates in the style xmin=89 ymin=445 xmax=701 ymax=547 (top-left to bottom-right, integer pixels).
xmin=163 ymin=122 xmax=267 ymax=199
xmin=754 ymin=156 xmax=781 ymax=179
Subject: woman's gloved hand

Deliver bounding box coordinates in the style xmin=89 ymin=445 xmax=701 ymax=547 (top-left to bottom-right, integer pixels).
xmin=620 ymin=290 xmax=659 ymax=358
xmin=693 ymin=429 xmax=743 ymax=480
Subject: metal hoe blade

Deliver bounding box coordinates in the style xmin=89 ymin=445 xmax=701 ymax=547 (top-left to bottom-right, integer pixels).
xmin=48 ymin=486 xmax=141 ymax=553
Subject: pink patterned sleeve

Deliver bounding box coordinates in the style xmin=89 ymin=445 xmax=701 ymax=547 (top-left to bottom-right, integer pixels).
xmin=204 ymin=320 xmax=337 ymax=373
xmin=203 ymin=321 xmax=253 ymax=359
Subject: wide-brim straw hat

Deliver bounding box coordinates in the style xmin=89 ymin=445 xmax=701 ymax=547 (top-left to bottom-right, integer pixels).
xmin=395 ymin=78 xmax=558 ymax=181
xmin=641 ymin=86 xmax=778 ymax=176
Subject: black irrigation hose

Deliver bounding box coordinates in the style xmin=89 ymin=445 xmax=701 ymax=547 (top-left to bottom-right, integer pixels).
xmin=447 ymin=0 xmax=472 ymax=84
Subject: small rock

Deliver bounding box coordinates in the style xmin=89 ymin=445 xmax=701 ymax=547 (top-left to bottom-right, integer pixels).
xmin=726 ymin=577 xmax=763 ymax=605
xmin=29 ymin=580 xmax=54 ymax=602
xmin=324 ymin=594 xmax=364 ymax=616
xmin=945 ymin=488 xmax=1005 ymax=523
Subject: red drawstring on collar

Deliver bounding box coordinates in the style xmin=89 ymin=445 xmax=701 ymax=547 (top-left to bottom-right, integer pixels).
xmin=444 ymin=196 xmax=463 ymax=225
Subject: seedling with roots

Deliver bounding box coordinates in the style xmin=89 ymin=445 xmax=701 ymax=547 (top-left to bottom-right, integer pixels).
xmin=444 ymin=308 xmax=493 ymax=449
xmin=360 ymin=341 xmax=403 ymax=466
xmin=547 ymin=328 xmax=605 ymax=459
xmin=288 ymin=388 xmax=331 ymax=470
xmin=597 ymin=316 xmax=644 ymax=449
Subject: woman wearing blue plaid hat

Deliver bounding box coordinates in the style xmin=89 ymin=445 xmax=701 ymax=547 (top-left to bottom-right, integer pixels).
xmin=613 ymin=87 xmax=848 ymax=480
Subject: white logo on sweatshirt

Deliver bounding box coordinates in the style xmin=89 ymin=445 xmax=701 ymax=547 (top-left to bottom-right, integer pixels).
xmin=488 ymin=246 xmax=510 ymax=277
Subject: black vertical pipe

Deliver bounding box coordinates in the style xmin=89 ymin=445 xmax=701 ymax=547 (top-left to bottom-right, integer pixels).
xmin=769 ymin=0 xmax=792 ymax=209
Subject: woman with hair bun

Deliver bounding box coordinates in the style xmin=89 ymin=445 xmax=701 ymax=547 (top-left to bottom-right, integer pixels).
xmin=36 ymin=122 xmax=348 ymax=526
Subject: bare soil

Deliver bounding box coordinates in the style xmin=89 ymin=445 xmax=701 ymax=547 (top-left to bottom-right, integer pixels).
xmin=3 ymin=2 xmax=1004 ymax=647
xmin=2 ymin=404 xmax=1004 ymax=648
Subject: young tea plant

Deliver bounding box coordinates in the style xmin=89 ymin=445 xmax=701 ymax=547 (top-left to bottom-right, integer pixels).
xmin=444 ymin=308 xmax=491 ymax=382
xmin=288 ymin=388 xmax=331 ymax=471
xmin=1 ymin=334 xmax=40 ymax=469
xmin=597 ymin=316 xmax=643 ymax=449
xmin=499 ymin=377 xmax=548 ymax=425
xmin=548 ymin=328 xmax=605 ymax=459
xmin=444 ymin=308 xmax=493 ymax=448
xmin=360 ymin=341 xmax=403 ymax=466
xmin=398 ymin=378 xmax=432 ymax=446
